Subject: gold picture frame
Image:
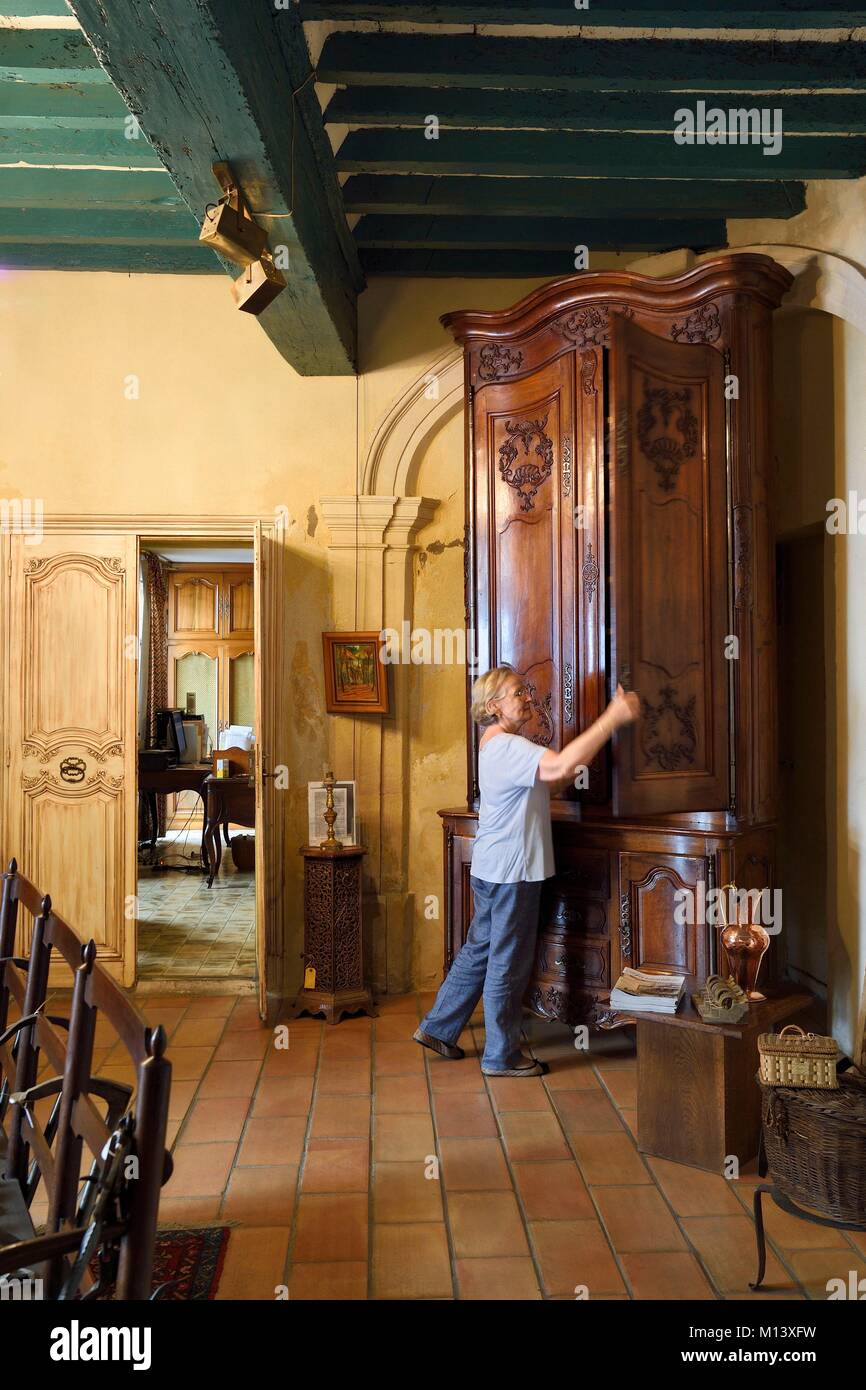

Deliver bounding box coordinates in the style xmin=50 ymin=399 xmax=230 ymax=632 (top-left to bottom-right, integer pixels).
xmin=322 ymin=631 xmax=390 ymax=715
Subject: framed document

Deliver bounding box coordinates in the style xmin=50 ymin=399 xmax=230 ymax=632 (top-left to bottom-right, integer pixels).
xmin=307 ymin=779 xmax=356 ymax=846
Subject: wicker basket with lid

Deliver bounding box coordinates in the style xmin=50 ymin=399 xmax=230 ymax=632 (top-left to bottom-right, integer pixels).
xmin=758 ymin=1023 xmax=838 ymax=1089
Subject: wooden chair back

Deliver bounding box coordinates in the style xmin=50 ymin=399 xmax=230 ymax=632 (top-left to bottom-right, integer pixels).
xmin=0 ymin=863 xmax=172 ymax=1299
xmin=212 ymin=745 xmax=250 ymax=776
xmin=0 ymin=860 xmax=52 ymax=1148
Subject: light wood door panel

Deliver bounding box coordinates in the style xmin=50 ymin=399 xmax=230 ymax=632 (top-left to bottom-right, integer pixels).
xmin=169 ymin=573 xmax=221 ymax=639
xmin=225 ymin=575 xmax=254 ymax=639
xmin=7 ymin=536 xmax=137 ymax=984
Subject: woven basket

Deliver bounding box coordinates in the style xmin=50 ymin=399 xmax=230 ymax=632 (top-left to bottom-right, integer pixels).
xmin=758 ymin=1024 xmax=838 ymax=1089
xmin=759 ymin=1069 xmax=866 ymax=1223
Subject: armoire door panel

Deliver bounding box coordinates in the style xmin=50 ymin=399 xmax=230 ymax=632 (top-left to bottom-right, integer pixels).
xmin=609 ymin=316 xmax=729 ymax=816
xmin=619 ymin=851 xmax=710 ymax=979
xmin=7 ymin=536 xmax=137 ymax=984
xmin=474 ymin=354 xmax=575 ymax=766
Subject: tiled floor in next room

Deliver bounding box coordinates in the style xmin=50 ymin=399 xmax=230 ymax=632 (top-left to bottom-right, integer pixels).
xmin=137 ymin=840 xmax=255 ymax=979
xmin=114 ymin=992 xmax=866 ymax=1300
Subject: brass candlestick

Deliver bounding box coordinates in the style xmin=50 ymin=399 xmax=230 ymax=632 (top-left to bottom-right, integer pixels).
xmin=321 ymin=767 xmax=342 ymax=848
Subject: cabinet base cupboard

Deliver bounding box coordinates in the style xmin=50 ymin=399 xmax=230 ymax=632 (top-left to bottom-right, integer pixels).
xmin=437 ymin=254 xmax=792 ymax=1027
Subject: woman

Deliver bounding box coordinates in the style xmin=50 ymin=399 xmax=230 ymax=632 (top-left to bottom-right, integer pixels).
xmin=414 ymin=666 xmax=640 ymax=1078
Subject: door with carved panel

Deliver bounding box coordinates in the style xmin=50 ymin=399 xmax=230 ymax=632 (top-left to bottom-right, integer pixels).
xmin=618 ymin=850 xmax=711 ymax=981
xmin=472 ymin=352 xmax=576 ymax=773
xmin=609 ymin=316 xmax=729 ymax=816
xmin=5 ymin=534 xmax=138 ymax=985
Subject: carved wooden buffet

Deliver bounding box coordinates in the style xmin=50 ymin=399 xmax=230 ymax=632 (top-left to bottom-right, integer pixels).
xmin=438 ymin=254 xmax=793 ymax=1027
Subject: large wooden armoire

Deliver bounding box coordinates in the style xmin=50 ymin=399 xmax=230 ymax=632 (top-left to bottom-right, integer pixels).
xmin=437 ymin=253 xmax=793 ymax=1027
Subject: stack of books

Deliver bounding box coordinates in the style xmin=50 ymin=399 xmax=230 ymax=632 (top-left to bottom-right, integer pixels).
xmin=609 ymin=967 xmax=686 ymax=1014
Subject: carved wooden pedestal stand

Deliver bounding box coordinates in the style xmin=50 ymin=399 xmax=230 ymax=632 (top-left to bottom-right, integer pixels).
xmin=287 ymin=844 xmax=377 ymax=1024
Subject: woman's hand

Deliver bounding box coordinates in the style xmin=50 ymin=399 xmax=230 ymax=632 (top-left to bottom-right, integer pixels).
xmin=539 ymin=682 xmax=641 ymax=783
xmin=605 ymin=683 xmax=640 ymax=731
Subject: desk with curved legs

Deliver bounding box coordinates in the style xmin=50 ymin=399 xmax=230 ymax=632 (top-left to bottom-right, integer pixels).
xmin=202 ymin=773 xmax=255 ymax=887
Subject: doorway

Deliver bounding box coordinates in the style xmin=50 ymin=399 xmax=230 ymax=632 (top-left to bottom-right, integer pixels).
xmin=136 ymin=540 xmax=257 ymax=988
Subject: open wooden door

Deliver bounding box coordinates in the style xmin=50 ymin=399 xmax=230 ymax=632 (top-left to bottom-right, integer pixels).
xmin=4 ymin=533 xmax=138 ymax=984
xmin=609 ymin=315 xmax=729 ymax=817
xmin=253 ymin=521 xmax=283 ymax=1019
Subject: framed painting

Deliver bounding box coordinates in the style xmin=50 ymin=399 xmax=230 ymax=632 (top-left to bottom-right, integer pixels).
xmin=322 ymin=631 xmax=390 ymax=714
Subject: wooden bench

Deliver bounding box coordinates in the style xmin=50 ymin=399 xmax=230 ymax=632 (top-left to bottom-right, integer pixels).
xmin=0 ymin=860 xmax=173 ymax=1299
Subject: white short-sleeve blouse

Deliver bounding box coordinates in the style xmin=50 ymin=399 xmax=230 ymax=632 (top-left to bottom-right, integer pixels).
xmin=469 ymin=732 xmax=555 ymax=884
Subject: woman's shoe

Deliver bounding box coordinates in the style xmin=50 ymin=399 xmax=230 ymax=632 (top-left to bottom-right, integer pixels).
xmin=481 ymin=1054 xmax=550 ymax=1078
xmin=413 ymin=1027 xmax=465 ymax=1060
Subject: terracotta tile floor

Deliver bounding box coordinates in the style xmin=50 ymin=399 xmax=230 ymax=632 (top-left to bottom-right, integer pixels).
xmin=26 ymin=991 xmax=866 ymax=1300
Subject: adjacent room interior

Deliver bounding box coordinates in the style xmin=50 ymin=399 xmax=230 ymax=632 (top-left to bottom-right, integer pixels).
xmin=136 ymin=541 xmax=257 ymax=986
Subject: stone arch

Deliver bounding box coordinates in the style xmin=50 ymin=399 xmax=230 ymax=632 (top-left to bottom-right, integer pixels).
xmin=708 ymin=244 xmax=866 ymax=335
xmin=362 ymin=345 xmax=464 ymax=498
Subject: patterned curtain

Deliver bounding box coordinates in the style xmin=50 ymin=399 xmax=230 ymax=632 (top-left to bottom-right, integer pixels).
xmin=143 ymin=552 xmax=170 ymax=836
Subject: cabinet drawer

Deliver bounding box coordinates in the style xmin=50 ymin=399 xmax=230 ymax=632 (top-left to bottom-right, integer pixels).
xmin=550 ymin=846 xmax=610 ymax=897
xmin=540 ymin=883 xmax=608 ymax=937
xmin=534 ymin=933 xmax=610 ymax=988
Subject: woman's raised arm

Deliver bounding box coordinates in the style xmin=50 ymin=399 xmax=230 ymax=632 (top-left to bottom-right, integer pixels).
xmin=537 ymin=684 xmax=640 ymax=785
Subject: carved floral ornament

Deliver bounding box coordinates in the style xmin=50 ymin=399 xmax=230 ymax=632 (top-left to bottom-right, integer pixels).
xmin=551 ymin=303 xmax=634 ymax=348
xmin=670 ymin=301 xmax=722 ymax=345
xmin=640 ymin=685 xmax=698 ymax=771
xmin=476 ymin=342 xmax=524 ymax=382
xmin=524 ymin=678 xmax=554 ymax=748
xmin=498 ymin=414 xmax=555 ymax=512
xmin=582 ymin=541 xmax=600 ymax=603
xmin=636 ymin=376 xmax=699 ymax=492
xmin=21 ymin=741 xmax=124 ymax=792
xmin=24 ymin=554 xmax=125 ymax=578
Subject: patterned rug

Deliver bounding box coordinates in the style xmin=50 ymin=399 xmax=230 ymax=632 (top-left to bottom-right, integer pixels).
xmin=151 ymin=1226 xmax=231 ymax=1299
xmin=90 ymin=1226 xmax=231 ymax=1300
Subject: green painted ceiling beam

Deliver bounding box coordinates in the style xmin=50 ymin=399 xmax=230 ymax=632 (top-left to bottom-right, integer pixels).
xmin=0 ymin=27 xmax=99 ymax=70
xmin=359 ymin=248 xmax=651 ymax=276
xmin=0 ymin=205 xmax=210 ymax=246
xmin=353 ymin=214 xmax=726 ymax=252
xmin=0 ymin=115 xmax=162 ymax=166
xmin=67 ymin=0 xmax=363 ymax=375
xmin=317 ymin=32 xmax=866 ymax=90
xmin=0 ymin=75 xmax=128 ymax=118
xmin=0 ymin=166 xmax=186 ymax=210
xmin=337 ymin=129 xmax=866 ymax=179
xmin=0 ymin=243 xmax=217 ymax=272
xmin=0 ymin=1 xmax=74 ymax=13
xmin=302 ymin=0 xmax=866 ymax=25
xmin=326 ymin=87 xmax=866 ymax=135
xmin=341 ymin=173 xmax=805 ymax=219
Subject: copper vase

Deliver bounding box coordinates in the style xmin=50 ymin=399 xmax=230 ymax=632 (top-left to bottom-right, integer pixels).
xmin=718 ymin=883 xmax=770 ymax=1001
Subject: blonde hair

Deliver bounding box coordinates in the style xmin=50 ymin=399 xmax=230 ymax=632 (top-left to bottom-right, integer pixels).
xmin=471 ymin=666 xmax=520 ymax=727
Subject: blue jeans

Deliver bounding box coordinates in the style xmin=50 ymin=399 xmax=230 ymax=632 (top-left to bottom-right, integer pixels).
xmin=420 ymin=875 xmax=543 ymax=1071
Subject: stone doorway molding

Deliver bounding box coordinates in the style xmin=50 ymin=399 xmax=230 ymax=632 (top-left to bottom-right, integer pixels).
xmin=318 ymin=347 xmax=464 ymax=991
xmin=705 ymin=243 xmax=866 ymax=334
